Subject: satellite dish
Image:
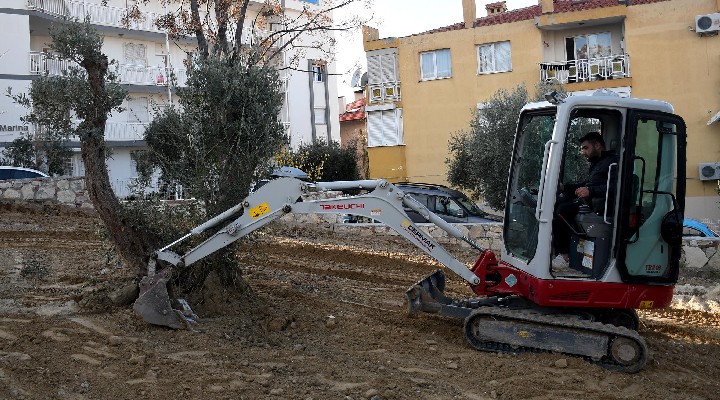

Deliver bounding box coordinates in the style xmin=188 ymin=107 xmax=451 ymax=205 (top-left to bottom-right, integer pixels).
xmin=350 ymin=68 xmax=365 ymax=88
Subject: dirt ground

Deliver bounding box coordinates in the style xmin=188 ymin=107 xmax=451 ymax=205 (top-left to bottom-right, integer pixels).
xmin=1 ymin=204 xmax=720 ymax=400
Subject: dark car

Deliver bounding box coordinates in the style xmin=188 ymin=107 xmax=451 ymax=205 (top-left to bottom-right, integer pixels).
xmin=395 ymin=182 xmax=495 ymax=223
xmin=0 ymin=166 xmax=48 ymax=180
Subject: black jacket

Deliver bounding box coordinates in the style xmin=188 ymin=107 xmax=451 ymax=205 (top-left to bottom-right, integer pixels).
xmin=565 ymin=151 xmax=617 ymax=212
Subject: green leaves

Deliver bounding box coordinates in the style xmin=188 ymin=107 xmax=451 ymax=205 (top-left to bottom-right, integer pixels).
xmin=446 ymin=82 xmax=564 ymax=210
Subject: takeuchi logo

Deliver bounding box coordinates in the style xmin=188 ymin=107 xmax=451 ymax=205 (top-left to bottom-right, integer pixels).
xmin=0 ymin=125 xmax=29 ymax=132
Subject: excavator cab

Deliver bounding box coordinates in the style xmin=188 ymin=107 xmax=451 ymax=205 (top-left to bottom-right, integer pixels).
xmin=504 ymin=91 xmax=686 ymax=297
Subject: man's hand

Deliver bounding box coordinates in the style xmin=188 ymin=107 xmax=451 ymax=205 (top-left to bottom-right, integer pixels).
xmin=575 ymin=186 xmax=590 ymax=198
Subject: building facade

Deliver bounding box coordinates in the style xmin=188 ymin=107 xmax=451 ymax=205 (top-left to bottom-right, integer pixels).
xmin=362 ymin=0 xmax=720 ymax=227
xmin=0 ymin=0 xmax=339 ymax=197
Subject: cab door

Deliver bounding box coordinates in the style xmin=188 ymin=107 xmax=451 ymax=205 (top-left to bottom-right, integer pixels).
xmin=617 ymin=111 xmax=686 ymax=284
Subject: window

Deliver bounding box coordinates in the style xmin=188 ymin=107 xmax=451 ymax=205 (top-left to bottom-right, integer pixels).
xmin=367 ymin=109 xmax=403 ymax=147
xmin=311 ymin=62 xmax=325 ymax=82
xmin=367 ymin=50 xmax=398 ymax=84
xmin=565 ymin=32 xmax=611 ymax=61
xmin=123 ymin=43 xmax=147 ymax=67
xmin=420 ymin=49 xmax=451 ymax=80
xmin=314 ymin=108 xmax=326 ymax=125
xmin=477 ymin=41 xmax=511 ymax=74
xmin=127 ymin=97 xmax=149 ymax=123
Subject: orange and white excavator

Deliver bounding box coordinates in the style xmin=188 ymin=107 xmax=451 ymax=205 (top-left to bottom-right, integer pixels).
xmin=134 ymin=91 xmax=686 ymax=373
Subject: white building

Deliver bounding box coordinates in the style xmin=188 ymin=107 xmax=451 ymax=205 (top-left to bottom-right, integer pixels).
xmin=0 ymin=0 xmax=340 ymax=197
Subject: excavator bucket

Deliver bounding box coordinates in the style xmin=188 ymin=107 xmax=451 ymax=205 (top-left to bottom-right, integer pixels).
xmin=406 ymin=270 xmax=472 ymax=319
xmin=133 ymin=268 xmax=197 ymax=329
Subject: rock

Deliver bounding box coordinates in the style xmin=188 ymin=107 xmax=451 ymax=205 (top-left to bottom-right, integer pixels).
xmin=129 ymin=354 xmax=146 ymax=365
xmin=554 ymin=358 xmax=568 ymax=368
xmin=447 ymin=362 xmax=459 ymax=369
xmin=3 ymin=189 xmax=20 ymax=199
xmin=425 ymin=340 xmax=437 ymax=345
xmin=56 ymin=190 xmax=76 ymax=204
xmin=270 ymin=388 xmax=284 ymax=395
xmin=365 ymin=389 xmax=379 ymax=398
xmin=108 ymin=336 xmax=123 ymax=346
xmin=683 ymin=245 xmax=709 ymax=268
xmin=491 ymin=390 xmax=498 ymax=398
xmin=326 ymin=316 xmax=337 ymax=329
xmin=267 ymin=318 xmax=284 ymax=332
xmin=108 ymin=283 xmax=139 ymax=306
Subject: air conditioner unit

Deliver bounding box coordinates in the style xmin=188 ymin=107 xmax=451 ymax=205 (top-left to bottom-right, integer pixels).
xmin=695 ymin=13 xmax=720 ymax=33
xmin=699 ymin=162 xmax=720 ymax=180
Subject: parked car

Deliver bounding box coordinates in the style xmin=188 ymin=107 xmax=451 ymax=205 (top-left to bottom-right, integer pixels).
xmin=0 ymin=166 xmax=48 ymax=180
xmin=683 ymin=218 xmax=719 ymax=238
xmin=395 ymin=182 xmax=495 ymax=224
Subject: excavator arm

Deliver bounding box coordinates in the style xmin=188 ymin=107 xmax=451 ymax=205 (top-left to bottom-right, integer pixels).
xmin=134 ymin=177 xmax=488 ymax=329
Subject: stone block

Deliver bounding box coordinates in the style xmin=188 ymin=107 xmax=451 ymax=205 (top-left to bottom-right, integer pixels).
xmin=0 ymin=182 xmax=9 ymax=189
xmin=70 ymin=179 xmax=85 ymax=191
xmin=683 ymin=244 xmax=709 ymax=269
xmin=57 ymin=179 xmax=70 ymax=190
xmin=36 ymin=186 xmax=56 ymax=200
xmin=20 ymin=184 xmax=35 ymax=200
xmin=57 ymin=190 xmax=77 ymax=204
xmin=3 ymin=188 xmax=21 ymax=199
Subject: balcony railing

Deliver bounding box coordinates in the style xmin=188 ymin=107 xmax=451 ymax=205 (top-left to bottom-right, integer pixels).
xmin=27 ymin=0 xmax=163 ymax=32
xmin=29 ymin=52 xmax=187 ymax=87
xmin=104 ymin=122 xmax=147 ymax=141
xmin=539 ymin=54 xmax=631 ymax=84
xmin=368 ymin=82 xmax=401 ymax=104
xmin=117 ymin=64 xmax=188 ymax=87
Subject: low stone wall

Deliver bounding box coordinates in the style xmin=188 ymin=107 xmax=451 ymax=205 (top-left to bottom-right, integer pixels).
xmin=1 ymin=177 xmax=716 ymax=268
xmin=0 ymin=176 xmax=93 ymax=208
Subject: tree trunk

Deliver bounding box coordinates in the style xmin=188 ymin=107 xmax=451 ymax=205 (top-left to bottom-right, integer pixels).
xmin=81 ymin=56 xmax=152 ymax=276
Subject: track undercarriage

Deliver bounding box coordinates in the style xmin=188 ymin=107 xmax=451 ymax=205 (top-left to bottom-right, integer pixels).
xmin=406 ymin=270 xmax=647 ymax=373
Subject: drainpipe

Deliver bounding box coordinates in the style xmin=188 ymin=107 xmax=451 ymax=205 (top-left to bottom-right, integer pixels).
xmin=164 ymin=2 xmax=172 ymax=104
xmin=308 ymin=59 xmax=317 ymax=143
xmin=323 ymin=63 xmax=331 ymax=143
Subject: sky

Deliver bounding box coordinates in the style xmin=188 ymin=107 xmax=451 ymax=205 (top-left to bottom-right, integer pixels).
xmin=335 ymin=0 xmax=537 ymax=100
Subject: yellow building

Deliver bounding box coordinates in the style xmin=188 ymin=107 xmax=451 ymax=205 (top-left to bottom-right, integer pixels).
xmin=363 ymin=0 xmax=720 ymax=227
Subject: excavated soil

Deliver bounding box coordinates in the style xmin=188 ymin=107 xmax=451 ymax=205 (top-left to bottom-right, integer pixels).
xmin=1 ymin=204 xmax=720 ymax=399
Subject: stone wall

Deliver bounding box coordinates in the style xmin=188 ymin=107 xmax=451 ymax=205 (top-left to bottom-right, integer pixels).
xmin=0 ymin=176 xmax=93 ymax=208
xmin=1 ymin=177 xmax=716 ymax=268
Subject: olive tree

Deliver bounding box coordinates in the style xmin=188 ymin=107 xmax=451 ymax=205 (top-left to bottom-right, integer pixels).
xmin=446 ymin=82 xmax=564 ymax=210
xmin=10 ymin=19 xmax=154 ymax=274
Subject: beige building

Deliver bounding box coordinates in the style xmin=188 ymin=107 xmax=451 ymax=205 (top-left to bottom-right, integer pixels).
xmin=362 ymin=0 xmax=720 ymax=227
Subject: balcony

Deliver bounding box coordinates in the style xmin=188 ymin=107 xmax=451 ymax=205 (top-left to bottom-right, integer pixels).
xmin=539 ymin=54 xmax=630 ymax=85
xmin=368 ymin=82 xmax=401 ymax=104
xmin=29 ymin=52 xmax=187 ymax=87
xmin=26 ymin=0 xmax=163 ymax=32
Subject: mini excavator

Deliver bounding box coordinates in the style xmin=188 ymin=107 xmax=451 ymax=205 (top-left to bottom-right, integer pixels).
xmin=134 ymin=91 xmax=687 ymax=373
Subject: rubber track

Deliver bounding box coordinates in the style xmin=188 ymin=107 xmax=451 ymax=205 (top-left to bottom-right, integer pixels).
xmin=464 ymin=307 xmax=648 ymax=373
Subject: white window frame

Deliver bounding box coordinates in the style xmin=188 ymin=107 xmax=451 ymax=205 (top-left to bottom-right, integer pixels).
xmin=420 ymin=49 xmax=452 ymax=81
xmin=476 ymin=41 xmax=512 ymax=75
xmin=367 ymin=108 xmax=403 ymax=147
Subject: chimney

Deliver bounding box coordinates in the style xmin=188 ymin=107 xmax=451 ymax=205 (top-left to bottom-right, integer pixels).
xmin=485 ymin=1 xmax=508 ymax=16
xmin=462 ymin=0 xmax=476 ymax=29
xmin=540 ymin=0 xmax=554 ymax=14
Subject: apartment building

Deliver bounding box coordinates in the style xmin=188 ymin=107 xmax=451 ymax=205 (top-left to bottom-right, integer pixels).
xmin=362 ymin=0 xmax=720 ymax=226
xmin=0 ymin=0 xmax=339 ymax=197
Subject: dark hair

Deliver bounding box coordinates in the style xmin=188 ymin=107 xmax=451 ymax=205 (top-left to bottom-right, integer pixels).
xmin=579 ymin=131 xmax=605 ymax=147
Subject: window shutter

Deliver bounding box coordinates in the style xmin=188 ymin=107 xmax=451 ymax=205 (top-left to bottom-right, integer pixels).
xmin=381 ymin=53 xmax=396 ymax=83
xmin=381 ymin=110 xmax=396 ymax=146
xmin=367 ymin=55 xmax=381 ymax=84
xmin=367 ymin=112 xmax=383 ymax=147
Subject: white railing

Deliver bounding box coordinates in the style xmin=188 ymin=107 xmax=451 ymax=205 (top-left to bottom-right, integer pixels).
xmin=112 ymin=178 xmax=185 ymax=200
xmin=104 ymin=121 xmax=147 ymax=141
xmin=29 ymin=51 xmax=76 ymax=75
xmin=27 ymin=0 xmax=163 ymax=32
xmin=539 ymin=54 xmax=631 ymax=84
xmin=30 ymin=52 xmax=187 ymax=87
xmin=66 ymin=121 xmax=145 ymax=142
xmin=117 ymin=64 xmax=187 ymax=87
xmin=368 ymin=82 xmax=401 ymax=104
